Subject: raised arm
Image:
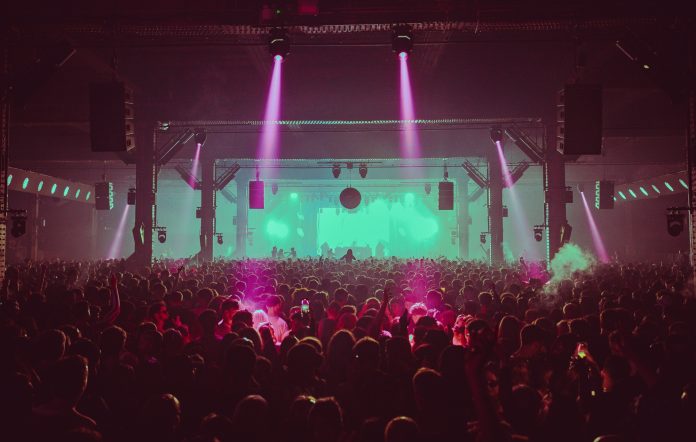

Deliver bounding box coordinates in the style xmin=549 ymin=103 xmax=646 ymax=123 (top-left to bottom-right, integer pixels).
xmin=99 ymin=273 xmax=121 ymax=325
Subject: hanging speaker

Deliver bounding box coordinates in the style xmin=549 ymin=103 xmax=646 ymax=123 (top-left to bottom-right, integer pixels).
xmin=438 ymin=181 xmax=454 ymax=210
xmin=89 ymin=82 xmax=135 ymax=152
xmin=595 ymin=180 xmax=614 ymax=209
xmin=94 ymin=182 xmax=114 ymax=210
xmin=249 ymin=181 xmax=265 ymax=209
xmin=556 ymin=84 xmax=602 ymax=155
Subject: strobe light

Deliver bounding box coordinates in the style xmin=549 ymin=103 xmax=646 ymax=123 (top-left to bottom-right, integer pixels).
xmin=331 ymin=163 xmax=341 ymax=179
xmin=157 ymin=228 xmax=167 ymax=244
xmin=392 ymin=24 xmax=413 ymax=57
xmin=358 ymin=163 xmax=368 ymax=178
xmin=533 ymin=225 xmax=544 ymax=242
xmin=269 ymin=28 xmax=290 ymax=60
xmin=667 ymin=212 xmax=685 ymax=237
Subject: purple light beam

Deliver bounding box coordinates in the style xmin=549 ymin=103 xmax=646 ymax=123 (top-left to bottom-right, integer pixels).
xmin=495 ymin=140 xmax=541 ymax=260
xmin=399 ymin=52 xmax=421 ymax=166
xmin=580 ymin=191 xmax=610 ymax=263
xmin=257 ymin=56 xmax=283 ymax=175
xmin=189 ymin=142 xmax=202 ymax=188
xmin=108 ymin=205 xmax=131 ymax=259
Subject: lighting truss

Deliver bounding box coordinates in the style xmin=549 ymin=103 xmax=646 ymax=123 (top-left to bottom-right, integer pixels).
xmin=174 ymin=164 xmax=201 ymax=190
xmin=508 ymin=161 xmax=530 ymax=187
xmin=215 ymin=163 xmax=241 ymax=191
xmin=157 ymin=128 xmax=194 ymax=165
xmin=504 ymin=126 xmax=544 ymax=164
xmin=614 ymin=170 xmax=687 ymax=203
xmin=461 ymin=160 xmax=489 ymax=189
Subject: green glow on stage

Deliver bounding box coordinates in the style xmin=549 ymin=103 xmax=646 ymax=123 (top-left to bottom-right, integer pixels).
xmin=290 ymin=192 xmax=299 ymax=200
xmin=266 ymin=219 xmax=289 ymax=238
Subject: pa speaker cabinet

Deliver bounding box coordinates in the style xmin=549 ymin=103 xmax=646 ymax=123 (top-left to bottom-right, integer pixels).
xmin=557 ymin=84 xmax=602 ymax=155
xmin=249 ymin=181 xmax=265 ymax=209
xmin=438 ymin=181 xmax=454 ymax=210
xmin=89 ymin=82 xmax=135 ymax=152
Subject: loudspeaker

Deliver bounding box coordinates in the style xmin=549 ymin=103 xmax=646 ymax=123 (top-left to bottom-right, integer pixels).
xmin=249 ymin=181 xmax=265 ymax=209
xmin=438 ymin=181 xmax=454 ymax=210
xmin=89 ymin=82 xmax=135 ymax=152
xmin=556 ymin=84 xmax=602 ymax=155
xmin=94 ymin=182 xmax=114 ymax=210
xmin=560 ymin=222 xmax=573 ymax=245
xmin=595 ymin=180 xmax=614 ymax=209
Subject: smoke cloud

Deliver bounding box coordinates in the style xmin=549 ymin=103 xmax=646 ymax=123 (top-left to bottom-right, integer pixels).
xmin=549 ymin=242 xmax=596 ymax=283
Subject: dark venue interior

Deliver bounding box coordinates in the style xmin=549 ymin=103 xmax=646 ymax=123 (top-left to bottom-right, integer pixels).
xmin=1 ymin=2 xmax=695 ymax=442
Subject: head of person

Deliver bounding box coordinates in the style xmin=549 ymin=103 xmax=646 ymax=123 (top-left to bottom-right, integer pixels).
xmin=266 ymin=295 xmax=283 ymax=317
xmin=220 ymin=299 xmax=240 ymax=322
xmin=308 ymin=397 xmax=343 ymax=442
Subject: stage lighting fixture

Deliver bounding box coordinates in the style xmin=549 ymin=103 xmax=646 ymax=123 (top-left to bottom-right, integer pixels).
xmin=127 ymin=188 xmax=136 ymax=205
xmin=332 ymin=163 xmax=341 ymax=179
xmin=392 ymin=24 xmax=413 ymax=56
xmin=157 ymin=228 xmax=167 ymax=243
xmin=196 ymin=207 xmax=202 ymax=219
xmin=480 ymin=233 xmax=487 ymax=244
xmin=194 ymin=129 xmax=207 ymax=147
xmin=424 ymin=183 xmax=431 ymax=195
xmin=269 ymin=28 xmax=290 ymax=59
xmin=271 ymin=183 xmax=279 ymax=195
xmin=490 ymin=127 xmax=504 ymax=143
xmin=667 ymin=212 xmax=685 ymax=237
xmin=359 ymin=163 xmax=368 ymax=178
xmin=217 ymin=233 xmax=223 ymax=245
xmin=11 ymin=215 xmax=27 ymax=238
xmin=533 ymin=226 xmax=544 ymax=242
xmin=502 ymin=206 xmax=509 ymax=217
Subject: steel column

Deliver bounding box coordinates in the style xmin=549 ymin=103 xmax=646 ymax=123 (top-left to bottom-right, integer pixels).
xmin=199 ymin=155 xmax=215 ymax=262
xmin=457 ymin=176 xmax=470 ymax=259
xmin=544 ymin=123 xmax=567 ymax=262
xmin=487 ymin=150 xmax=504 ymax=265
xmin=235 ymin=171 xmax=249 ymax=258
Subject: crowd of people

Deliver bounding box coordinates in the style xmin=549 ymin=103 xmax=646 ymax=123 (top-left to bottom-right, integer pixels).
xmin=0 ymin=257 xmax=694 ymax=442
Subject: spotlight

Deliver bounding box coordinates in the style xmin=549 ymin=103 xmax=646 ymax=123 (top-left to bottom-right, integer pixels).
xmin=127 ymin=188 xmax=136 ymax=205
xmin=533 ymin=225 xmax=544 ymax=242
xmin=157 ymin=228 xmax=167 ymax=244
xmin=332 ymin=163 xmax=341 ymax=179
xmin=502 ymin=206 xmax=509 ymax=217
xmin=217 ymin=233 xmax=223 ymax=245
xmin=424 ymin=183 xmax=431 ymax=195
xmin=11 ymin=215 xmax=27 ymax=238
xmin=490 ymin=127 xmax=504 ymax=143
xmin=269 ymin=28 xmax=290 ymax=59
xmin=194 ymin=129 xmax=207 ymax=146
xmin=480 ymin=233 xmax=487 ymax=244
xmin=667 ymin=212 xmax=685 ymax=237
xmin=271 ymin=183 xmax=279 ymax=195
xmin=359 ymin=163 xmax=368 ymax=178
xmin=392 ymin=24 xmax=413 ymax=56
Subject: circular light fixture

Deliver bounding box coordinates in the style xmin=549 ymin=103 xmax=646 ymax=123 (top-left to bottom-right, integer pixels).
xmin=331 ymin=163 xmax=341 ymax=179
xmin=339 ymin=187 xmax=361 ymax=209
xmin=269 ymin=28 xmax=290 ymax=59
xmin=490 ymin=127 xmax=504 ymax=143
xmin=358 ymin=163 xmax=368 ymax=178
xmin=392 ymin=24 xmax=413 ymax=55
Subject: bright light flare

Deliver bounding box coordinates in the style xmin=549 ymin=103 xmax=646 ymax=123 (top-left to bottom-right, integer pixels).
xmin=399 ymin=53 xmax=421 ymax=167
xmin=580 ymin=191 xmax=609 ymax=263
xmin=257 ymin=55 xmax=283 ymax=176
xmin=108 ymin=205 xmax=131 ymax=259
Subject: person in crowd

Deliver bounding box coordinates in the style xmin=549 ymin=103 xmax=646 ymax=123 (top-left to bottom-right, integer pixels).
xmin=0 ymin=257 xmax=694 ymax=442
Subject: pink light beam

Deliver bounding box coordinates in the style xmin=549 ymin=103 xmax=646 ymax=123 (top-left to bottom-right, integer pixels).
xmin=399 ymin=52 xmax=421 ymax=163
xmin=257 ymin=56 xmax=283 ymax=174
xmin=108 ymin=205 xmax=131 ymax=259
xmin=495 ymin=141 xmax=514 ymax=188
xmin=580 ymin=191 xmax=610 ymax=263
xmin=189 ymin=142 xmax=202 ymax=188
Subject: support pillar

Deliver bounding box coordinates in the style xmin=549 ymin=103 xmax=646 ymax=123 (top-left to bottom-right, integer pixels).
xmin=457 ymin=176 xmax=470 ymax=259
xmin=131 ymin=124 xmax=155 ymax=268
xmin=487 ymin=151 xmax=504 ymax=265
xmin=305 ymin=201 xmax=319 ymax=257
xmin=28 ymin=195 xmax=39 ymax=261
xmin=235 ymin=171 xmax=249 ymax=258
xmin=544 ymin=122 xmax=568 ymax=263
xmin=0 ymin=40 xmax=9 ymax=275
xmin=199 ymin=155 xmax=215 ymax=262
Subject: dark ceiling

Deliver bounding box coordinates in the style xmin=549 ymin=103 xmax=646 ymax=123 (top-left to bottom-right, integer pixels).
xmin=3 ymin=1 xmax=691 ymax=185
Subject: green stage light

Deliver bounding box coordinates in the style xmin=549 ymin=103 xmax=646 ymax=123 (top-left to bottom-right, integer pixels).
xmin=290 ymin=192 xmax=298 ymax=200
xmin=7 ymin=174 xmax=12 ymax=185
xmin=75 ymin=189 xmax=81 ymax=198
xmin=639 ymin=186 xmax=649 ymax=196
xmin=37 ymin=181 xmax=44 ymax=191
xmin=63 ymin=186 xmax=70 ymax=197
xmin=651 ymin=184 xmax=660 ymax=194
xmin=86 ymin=191 xmax=91 ymax=200
xmin=618 ymin=191 xmax=626 ymax=200
xmin=679 ymin=178 xmax=688 ymax=189
xmin=628 ymin=189 xmax=637 ymax=198
xmin=51 ymin=183 xmax=57 ymax=194
xmin=22 ymin=177 xmax=29 ymax=189
xmin=665 ymin=182 xmax=674 ymax=191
